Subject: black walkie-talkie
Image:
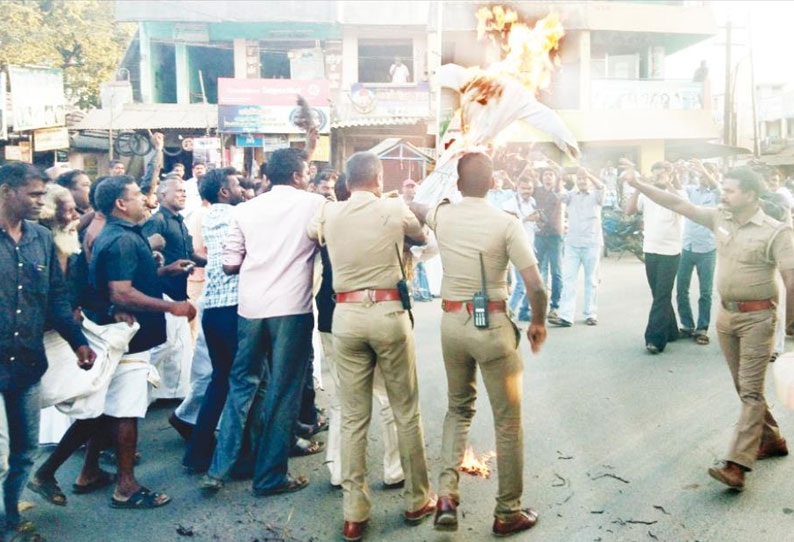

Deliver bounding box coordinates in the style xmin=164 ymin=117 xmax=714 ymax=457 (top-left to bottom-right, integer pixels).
xmin=395 ymin=244 xmax=412 ymax=311
xmin=472 ymin=253 xmax=489 ymax=328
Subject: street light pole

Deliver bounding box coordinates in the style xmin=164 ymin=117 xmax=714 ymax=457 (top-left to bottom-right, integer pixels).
xmin=723 ymin=21 xmax=732 ymax=146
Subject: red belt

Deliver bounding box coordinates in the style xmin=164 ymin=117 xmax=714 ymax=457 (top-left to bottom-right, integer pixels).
xmin=336 ymin=289 xmax=402 ymax=303
xmin=441 ymin=300 xmax=507 ymax=314
xmin=721 ymin=299 xmax=775 ymax=313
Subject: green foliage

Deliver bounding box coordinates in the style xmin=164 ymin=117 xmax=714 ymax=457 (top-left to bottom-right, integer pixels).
xmin=0 ymin=0 xmax=135 ymax=109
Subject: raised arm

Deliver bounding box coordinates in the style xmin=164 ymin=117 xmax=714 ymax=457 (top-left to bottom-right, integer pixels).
xmin=624 ymin=170 xmax=716 ymax=229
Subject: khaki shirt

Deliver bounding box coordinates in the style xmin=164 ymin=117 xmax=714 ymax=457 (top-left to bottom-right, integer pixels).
xmin=307 ymin=190 xmax=423 ymax=293
xmin=427 ymin=197 xmax=537 ymax=301
xmin=713 ymin=207 xmax=794 ymax=302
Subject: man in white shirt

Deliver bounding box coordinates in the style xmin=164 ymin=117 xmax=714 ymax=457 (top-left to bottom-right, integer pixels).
xmin=182 ymin=161 xmax=208 ymax=221
xmin=502 ymin=175 xmax=539 ymax=321
xmin=625 ymin=161 xmax=685 ymax=354
xmin=389 ymin=57 xmax=410 ymax=84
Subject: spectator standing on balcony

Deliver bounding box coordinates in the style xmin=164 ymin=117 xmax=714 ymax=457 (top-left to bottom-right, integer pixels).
xmin=625 ymin=160 xmax=685 ymax=354
xmin=389 ymin=57 xmax=410 ymax=84
xmin=677 ymin=159 xmax=720 ymax=345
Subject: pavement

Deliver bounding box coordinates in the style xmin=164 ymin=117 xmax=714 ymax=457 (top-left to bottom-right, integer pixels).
xmin=24 ymin=255 xmax=794 ymax=542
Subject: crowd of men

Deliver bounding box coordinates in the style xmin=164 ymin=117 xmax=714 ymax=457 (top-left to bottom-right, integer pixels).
xmin=1 ymin=136 xmax=793 ymax=541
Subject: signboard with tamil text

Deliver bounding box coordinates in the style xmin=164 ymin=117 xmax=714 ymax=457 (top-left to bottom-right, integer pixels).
xmin=34 ymin=127 xmax=70 ymax=152
xmin=217 ymin=78 xmax=330 ymax=134
xmin=8 ymin=66 xmax=66 ymax=131
xmin=0 ymin=72 xmax=6 ymax=140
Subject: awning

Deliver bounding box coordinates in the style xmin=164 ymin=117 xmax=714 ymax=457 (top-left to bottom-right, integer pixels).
xmin=73 ymin=103 xmax=217 ymax=131
xmin=331 ymin=116 xmax=426 ymax=129
xmin=665 ymin=140 xmax=752 ymax=161
xmin=760 ymin=147 xmax=794 ymax=166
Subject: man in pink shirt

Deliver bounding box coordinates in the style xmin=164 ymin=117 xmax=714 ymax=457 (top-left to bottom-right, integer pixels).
xmin=199 ymin=147 xmax=324 ymax=496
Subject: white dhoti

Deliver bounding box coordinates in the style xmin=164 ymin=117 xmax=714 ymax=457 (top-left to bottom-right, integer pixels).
xmin=148 ymin=295 xmax=193 ymax=400
xmin=174 ymin=302 xmax=211 ymax=424
xmin=105 ymin=351 xmax=155 ymax=419
xmin=321 ymin=332 xmax=403 ymax=486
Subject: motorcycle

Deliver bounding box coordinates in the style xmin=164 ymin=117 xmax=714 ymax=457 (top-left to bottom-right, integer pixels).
xmin=602 ymin=207 xmax=644 ymax=262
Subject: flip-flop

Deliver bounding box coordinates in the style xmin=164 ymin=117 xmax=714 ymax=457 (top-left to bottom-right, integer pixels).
xmin=73 ymin=470 xmax=117 ymax=494
xmin=254 ymin=475 xmax=309 ymax=497
xmin=27 ymin=478 xmax=67 ymax=506
xmin=110 ymin=487 xmax=171 ymax=509
xmin=289 ymin=439 xmax=326 ymax=457
xmin=694 ymin=332 xmax=710 ymax=345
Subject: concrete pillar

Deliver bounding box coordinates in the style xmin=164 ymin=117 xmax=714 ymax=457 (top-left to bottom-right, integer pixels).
xmin=341 ymin=33 xmax=358 ymax=88
xmin=578 ymin=30 xmax=591 ymax=111
xmin=233 ymin=39 xmax=247 ymax=79
xmin=175 ymin=43 xmax=189 ymax=104
xmin=139 ymin=22 xmax=153 ymax=104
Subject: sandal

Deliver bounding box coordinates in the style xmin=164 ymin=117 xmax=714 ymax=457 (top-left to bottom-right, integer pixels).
xmin=27 ymin=477 xmax=67 ymax=506
xmin=254 ymin=474 xmax=309 ymax=497
xmin=110 ymin=487 xmax=171 ymax=509
xmin=694 ymin=332 xmax=710 ymax=345
xmin=289 ymin=439 xmax=326 ymax=458
xmin=73 ymin=470 xmax=116 ymax=494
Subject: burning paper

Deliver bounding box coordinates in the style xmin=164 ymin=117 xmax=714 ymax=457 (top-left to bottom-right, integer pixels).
xmin=459 ymin=446 xmax=497 ymax=478
xmin=415 ymin=5 xmax=579 ymax=206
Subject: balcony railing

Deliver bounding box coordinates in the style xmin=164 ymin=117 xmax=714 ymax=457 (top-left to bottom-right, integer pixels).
xmin=590 ymin=79 xmax=705 ymax=111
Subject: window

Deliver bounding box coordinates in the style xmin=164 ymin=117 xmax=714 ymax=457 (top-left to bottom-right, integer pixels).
xmin=358 ymin=39 xmax=413 ymax=83
xmin=261 ymin=51 xmax=290 ymax=79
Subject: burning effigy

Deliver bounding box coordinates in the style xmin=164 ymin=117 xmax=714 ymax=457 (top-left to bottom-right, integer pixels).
xmin=414 ymin=5 xmax=580 ymax=206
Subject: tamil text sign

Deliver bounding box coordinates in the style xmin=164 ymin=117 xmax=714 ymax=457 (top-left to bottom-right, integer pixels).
xmin=217 ymin=78 xmax=330 ymax=134
xmin=9 ymin=66 xmax=66 ymax=131
xmin=0 ymin=72 xmax=7 ymax=140
xmin=591 ymin=79 xmax=704 ymax=111
xmin=34 ymin=127 xmax=70 ymax=152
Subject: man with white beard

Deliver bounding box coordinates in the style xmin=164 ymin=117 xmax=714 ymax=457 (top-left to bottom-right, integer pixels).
xmin=39 ymin=184 xmax=81 ymax=273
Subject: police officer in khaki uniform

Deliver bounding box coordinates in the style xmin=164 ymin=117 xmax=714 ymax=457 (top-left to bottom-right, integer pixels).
xmin=421 ymin=152 xmax=548 ymax=536
xmin=307 ymin=152 xmax=435 ymax=542
xmin=625 ymin=166 xmax=794 ymax=490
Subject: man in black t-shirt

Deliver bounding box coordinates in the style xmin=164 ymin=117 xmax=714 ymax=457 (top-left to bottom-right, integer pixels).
xmin=90 ymin=176 xmax=196 ymax=509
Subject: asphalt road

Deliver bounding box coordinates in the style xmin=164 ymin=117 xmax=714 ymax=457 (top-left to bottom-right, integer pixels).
xmin=26 ymin=256 xmax=794 ymax=542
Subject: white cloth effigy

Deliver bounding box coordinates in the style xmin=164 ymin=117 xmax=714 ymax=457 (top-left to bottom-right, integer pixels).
xmin=40 ymin=319 xmax=140 ymax=419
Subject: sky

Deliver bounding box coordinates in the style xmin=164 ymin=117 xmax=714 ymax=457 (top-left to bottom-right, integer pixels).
xmin=666 ymin=1 xmax=794 ymax=92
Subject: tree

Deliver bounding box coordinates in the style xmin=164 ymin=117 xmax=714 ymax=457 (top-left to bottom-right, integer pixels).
xmin=0 ymin=1 xmax=135 ymax=109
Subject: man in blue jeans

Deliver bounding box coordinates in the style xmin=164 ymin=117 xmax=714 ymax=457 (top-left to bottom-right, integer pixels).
xmin=199 ymin=147 xmax=325 ymax=496
xmin=553 ymin=168 xmax=605 ymax=327
xmin=677 ymin=160 xmax=719 ymax=345
xmin=183 ymin=168 xmax=244 ymax=473
xmin=533 ymin=168 xmax=565 ymax=321
xmin=503 ymin=175 xmax=539 ymax=321
xmin=0 ymin=163 xmax=96 ymax=537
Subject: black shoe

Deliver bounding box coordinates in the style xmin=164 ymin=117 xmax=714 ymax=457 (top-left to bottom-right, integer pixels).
xmin=646 ymin=344 xmax=660 ymax=355
xmin=169 ymin=412 xmax=193 ymax=441
xmin=551 ymin=318 xmax=572 ymax=327
xmin=585 ymin=317 xmax=598 ymax=326
xmin=383 ymin=479 xmax=405 ymax=490
xmin=679 ymin=328 xmax=694 ymax=338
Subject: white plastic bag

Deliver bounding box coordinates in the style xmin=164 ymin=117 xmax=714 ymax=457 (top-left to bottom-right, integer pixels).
xmin=773 ymin=351 xmax=794 ymax=409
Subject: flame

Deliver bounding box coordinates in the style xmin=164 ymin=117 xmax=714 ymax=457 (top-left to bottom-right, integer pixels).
xmin=443 ymin=5 xmax=565 ymax=153
xmin=459 ymin=446 xmax=497 ymax=478
xmin=476 ymin=5 xmax=564 ymax=95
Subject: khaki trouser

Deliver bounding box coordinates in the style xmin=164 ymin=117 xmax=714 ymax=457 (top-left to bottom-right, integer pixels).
xmin=333 ymin=301 xmax=430 ymax=523
xmin=439 ymin=309 xmax=524 ymax=521
xmin=716 ymin=305 xmax=782 ymax=469
xmin=321 ymin=332 xmax=404 ymax=487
